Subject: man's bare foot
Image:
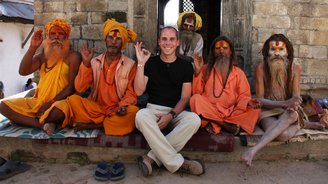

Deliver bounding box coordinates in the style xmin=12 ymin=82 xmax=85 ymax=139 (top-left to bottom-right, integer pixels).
xmin=222 ymin=123 xmax=240 ymax=135
xmin=303 ymin=121 xmax=324 ymax=130
xmin=241 ymin=148 xmax=256 ymax=167
xmin=43 ymin=123 xmax=56 ymax=136
xmin=73 ymin=123 xmax=89 ymax=132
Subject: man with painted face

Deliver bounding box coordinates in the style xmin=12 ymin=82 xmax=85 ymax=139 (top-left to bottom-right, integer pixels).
xmin=40 ymin=19 xmax=139 ymax=136
xmin=0 ymin=18 xmax=81 ymax=131
xmin=241 ymin=34 xmax=307 ymax=166
xmin=190 ymin=36 xmax=261 ymax=135
xmin=177 ymin=11 xmax=203 ymax=59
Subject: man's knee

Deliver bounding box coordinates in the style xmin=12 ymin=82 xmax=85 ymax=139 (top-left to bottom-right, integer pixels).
xmin=287 ymin=111 xmax=298 ymax=123
xmin=184 ymin=112 xmax=201 ymax=129
xmin=135 ymin=108 xmax=151 ymax=128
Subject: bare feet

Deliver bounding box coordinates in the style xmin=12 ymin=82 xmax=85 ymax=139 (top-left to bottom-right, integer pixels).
xmin=222 ymin=123 xmax=240 ymax=135
xmin=241 ymin=148 xmax=256 ymax=167
xmin=303 ymin=121 xmax=324 ymax=130
xmin=43 ymin=123 xmax=56 ymax=136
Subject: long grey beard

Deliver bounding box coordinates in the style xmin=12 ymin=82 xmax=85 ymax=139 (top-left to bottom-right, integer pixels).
xmin=180 ymin=31 xmax=193 ymax=53
xmin=267 ymin=57 xmax=288 ymax=100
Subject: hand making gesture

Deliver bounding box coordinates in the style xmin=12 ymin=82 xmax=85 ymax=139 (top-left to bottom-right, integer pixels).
xmin=134 ymin=42 xmax=151 ymax=66
xmin=193 ymin=52 xmax=204 ymax=75
xmin=80 ymin=42 xmax=94 ymax=68
xmin=30 ymin=29 xmax=43 ymax=50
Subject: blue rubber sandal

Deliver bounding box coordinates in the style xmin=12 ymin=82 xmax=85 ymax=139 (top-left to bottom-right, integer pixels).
xmin=109 ymin=162 xmax=125 ymax=181
xmin=0 ymin=160 xmax=31 ymax=181
xmin=94 ymin=161 xmax=110 ymax=181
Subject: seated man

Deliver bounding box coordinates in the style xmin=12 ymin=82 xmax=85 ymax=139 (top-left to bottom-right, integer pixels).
xmin=177 ymin=11 xmax=203 ymax=59
xmin=40 ymin=19 xmax=139 ymax=136
xmin=134 ymin=27 xmax=204 ymax=176
xmin=0 ymin=18 xmax=81 ymax=130
xmin=190 ymin=36 xmax=261 ymax=135
xmin=241 ymin=34 xmax=322 ymax=166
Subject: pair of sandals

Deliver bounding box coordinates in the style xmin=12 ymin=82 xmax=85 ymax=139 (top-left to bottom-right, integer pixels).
xmin=0 ymin=157 xmax=31 ymax=181
xmin=94 ymin=161 xmax=125 ymax=181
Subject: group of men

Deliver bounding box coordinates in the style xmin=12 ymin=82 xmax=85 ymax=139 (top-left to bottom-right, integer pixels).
xmin=0 ymin=10 xmax=318 ymax=176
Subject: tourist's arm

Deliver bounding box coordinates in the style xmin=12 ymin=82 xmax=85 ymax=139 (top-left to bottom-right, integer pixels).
xmin=157 ymin=82 xmax=192 ymax=129
xmin=19 ymin=29 xmax=43 ymax=75
xmin=134 ymin=42 xmax=150 ymax=96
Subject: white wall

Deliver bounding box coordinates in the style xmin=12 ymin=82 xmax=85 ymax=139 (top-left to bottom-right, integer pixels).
xmin=0 ymin=22 xmax=34 ymax=97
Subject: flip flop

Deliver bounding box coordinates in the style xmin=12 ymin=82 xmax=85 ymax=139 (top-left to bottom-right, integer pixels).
xmin=109 ymin=162 xmax=125 ymax=181
xmin=0 ymin=160 xmax=31 ymax=181
xmin=94 ymin=161 xmax=110 ymax=181
xmin=94 ymin=161 xmax=125 ymax=181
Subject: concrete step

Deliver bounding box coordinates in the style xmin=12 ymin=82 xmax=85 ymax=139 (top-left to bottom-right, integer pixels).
xmin=1 ymin=136 xmax=327 ymax=165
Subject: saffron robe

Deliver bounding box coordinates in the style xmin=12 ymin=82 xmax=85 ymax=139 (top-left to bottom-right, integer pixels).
xmin=3 ymin=60 xmax=69 ymax=118
xmin=190 ymin=66 xmax=260 ymax=134
xmin=40 ymin=54 xmax=138 ymax=136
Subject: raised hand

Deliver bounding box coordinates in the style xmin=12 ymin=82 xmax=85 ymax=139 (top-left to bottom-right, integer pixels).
xmin=30 ymin=29 xmax=43 ymax=50
xmin=80 ymin=42 xmax=94 ymax=68
xmin=193 ymin=52 xmax=204 ymax=75
xmin=134 ymin=42 xmax=151 ymax=66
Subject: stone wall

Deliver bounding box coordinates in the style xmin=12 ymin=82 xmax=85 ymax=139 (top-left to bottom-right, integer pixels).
xmin=34 ymin=0 xmax=157 ymax=57
xmin=251 ymin=0 xmax=328 ymax=97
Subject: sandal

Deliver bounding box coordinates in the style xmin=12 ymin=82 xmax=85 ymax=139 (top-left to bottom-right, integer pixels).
xmin=0 ymin=160 xmax=31 ymax=181
xmin=137 ymin=155 xmax=154 ymax=177
xmin=94 ymin=161 xmax=125 ymax=181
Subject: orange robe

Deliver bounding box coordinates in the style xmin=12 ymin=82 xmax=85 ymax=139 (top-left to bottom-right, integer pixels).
xmin=41 ymin=54 xmax=138 ymax=136
xmin=3 ymin=60 xmax=69 ymax=118
xmin=190 ymin=66 xmax=260 ymax=134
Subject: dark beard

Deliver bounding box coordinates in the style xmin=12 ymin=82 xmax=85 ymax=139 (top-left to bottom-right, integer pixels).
xmin=267 ymin=57 xmax=288 ymax=100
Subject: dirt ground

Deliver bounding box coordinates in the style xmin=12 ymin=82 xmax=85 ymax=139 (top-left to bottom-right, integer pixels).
xmin=2 ymin=159 xmax=328 ymax=184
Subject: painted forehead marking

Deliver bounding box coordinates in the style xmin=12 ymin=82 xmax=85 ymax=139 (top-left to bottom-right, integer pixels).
xmin=184 ymin=18 xmax=195 ymax=25
xmin=108 ymin=30 xmax=121 ymax=38
xmin=216 ymin=40 xmax=229 ymax=48
xmin=269 ymin=41 xmax=286 ymax=48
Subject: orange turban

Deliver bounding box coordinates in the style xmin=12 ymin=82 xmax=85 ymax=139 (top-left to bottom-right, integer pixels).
xmin=103 ymin=19 xmax=137 ymax=49
xmin=177 ymin=11 xmax=202 ymax=31
xmin=45 ymin=18 xmax=71 ymax=37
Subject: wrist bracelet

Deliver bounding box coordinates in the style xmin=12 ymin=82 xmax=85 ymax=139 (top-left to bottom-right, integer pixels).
xmin=137 ymin=63 xmax=143 ymax=67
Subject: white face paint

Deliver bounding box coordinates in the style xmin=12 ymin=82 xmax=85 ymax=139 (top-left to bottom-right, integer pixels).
xmin=268 ymin=41 xmax=288 ymax=58
xmin=182 ymin=17 xmax=195 ymax=32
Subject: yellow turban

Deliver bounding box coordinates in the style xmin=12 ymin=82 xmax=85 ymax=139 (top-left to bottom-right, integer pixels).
xmin=45 ymin=18 xmax=71 ymax=37
xmin=103 ymin=19 xmax=137 ymax=49
xmin=177 ymin=11 xmax=202 ymax=31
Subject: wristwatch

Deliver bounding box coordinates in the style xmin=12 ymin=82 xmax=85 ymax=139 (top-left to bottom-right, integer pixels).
xmin=168 ymin=110 xmax=177 ymax=118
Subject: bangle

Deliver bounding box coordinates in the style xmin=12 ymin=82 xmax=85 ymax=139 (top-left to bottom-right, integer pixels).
xmin=137 ymin=63 xmax=143 ymax=67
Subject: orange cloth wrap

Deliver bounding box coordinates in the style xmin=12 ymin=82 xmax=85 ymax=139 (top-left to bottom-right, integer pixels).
xmin=190 ymin=66 xmax=260 ymax=134
xmin=102 ymin=19 xmax=137 ymax=49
